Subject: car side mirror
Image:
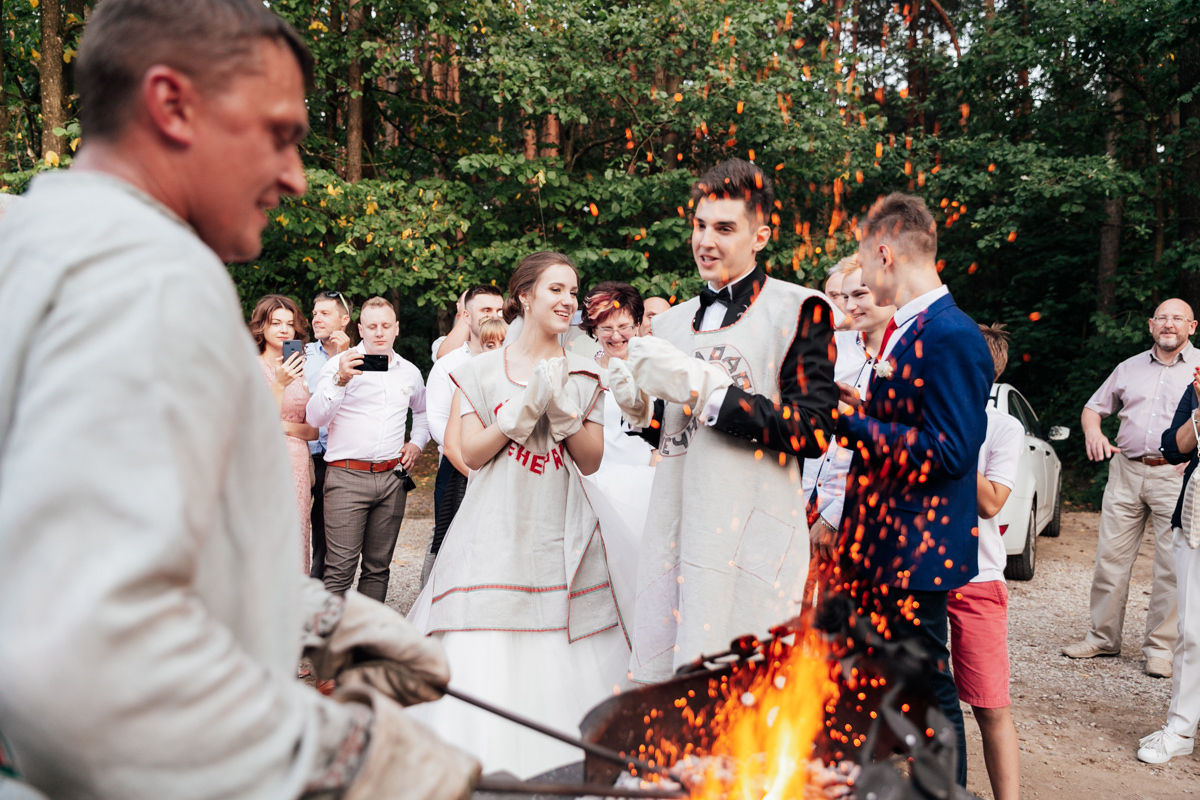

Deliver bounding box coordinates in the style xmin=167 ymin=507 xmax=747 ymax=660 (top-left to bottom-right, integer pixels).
xmin=1049 ymin=426 xmax=1070 ymax=441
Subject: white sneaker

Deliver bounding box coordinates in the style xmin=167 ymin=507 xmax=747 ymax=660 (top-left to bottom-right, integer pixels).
xmin=1137 ymin=728 xmax=1194 ymax=764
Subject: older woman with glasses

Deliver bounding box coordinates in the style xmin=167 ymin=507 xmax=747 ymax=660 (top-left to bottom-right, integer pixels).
xmin=579 ymin=281 xmax=657 ymax=628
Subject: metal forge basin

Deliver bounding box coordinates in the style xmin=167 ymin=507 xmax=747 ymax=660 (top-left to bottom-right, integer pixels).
xmin=578 ymin=615 xmax=941 ymax=791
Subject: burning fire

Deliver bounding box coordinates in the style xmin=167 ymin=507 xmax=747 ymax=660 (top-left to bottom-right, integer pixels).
xmin=688 ymin=628 xmax=839 ymax=800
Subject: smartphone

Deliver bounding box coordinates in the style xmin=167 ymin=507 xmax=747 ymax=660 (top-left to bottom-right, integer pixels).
xmin=282 ymin=339 xmax=304 ymax=363
xmin=359 ymin=354 xmax=390 ymax=372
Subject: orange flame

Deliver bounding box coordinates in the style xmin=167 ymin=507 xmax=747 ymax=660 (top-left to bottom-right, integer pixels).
xmin=691 ymin=630 xmax=838 ymax=800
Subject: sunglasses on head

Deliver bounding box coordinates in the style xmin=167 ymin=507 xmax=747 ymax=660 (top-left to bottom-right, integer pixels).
xmin=321 ymin=291 xmax=350 ymax=315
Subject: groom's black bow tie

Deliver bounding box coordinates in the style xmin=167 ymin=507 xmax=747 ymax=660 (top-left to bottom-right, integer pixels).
xmin=698 ymin=285 xmax=734 ymax=312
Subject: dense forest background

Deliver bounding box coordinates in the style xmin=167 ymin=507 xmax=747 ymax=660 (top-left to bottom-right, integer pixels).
xmin=2 ymin=0 xmax=1199 ymax=502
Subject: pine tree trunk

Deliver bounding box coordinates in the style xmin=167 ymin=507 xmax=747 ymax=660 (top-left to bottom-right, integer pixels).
xmin=1178 ymin=39 xmax=1200 ymax=305
xmin=0 ymin=0 xmax=9 ymax=173
xmin=1096 ymin=85 xmax=1124 ymax=315
xmin=345 ymin=0 xmax=363 ymax=182
xmin=39 ymin=0 xmax=65 ymax=158
xmin=539 ymin=114 xmax=559 ymax=159
xmin=325 ymin=0 xmax=341 ymax=161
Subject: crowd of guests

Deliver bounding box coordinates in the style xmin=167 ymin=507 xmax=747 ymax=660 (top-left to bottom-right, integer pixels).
xmin=1 ymin=3 xmax=1197 ymax=800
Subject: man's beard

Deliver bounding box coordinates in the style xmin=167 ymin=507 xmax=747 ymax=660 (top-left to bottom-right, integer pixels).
xmin=1156 ymin=332 xmax=1186 ymax=351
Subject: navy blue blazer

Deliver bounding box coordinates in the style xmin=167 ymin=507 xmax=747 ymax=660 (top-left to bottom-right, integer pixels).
xmin=836 ymin=292 xmax=993 ymax=592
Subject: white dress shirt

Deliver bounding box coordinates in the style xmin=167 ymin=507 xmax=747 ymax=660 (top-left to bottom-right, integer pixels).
xmin=425 ymin=342 xmax=472 ymax=450
xmin=801 ymin=330 xmax=877 ymax=527
xmin=881 ymin=284 xmax=950 ymax=359
xmin=699 ymin=267 xmax=759 ymax=423
xmin=307 ymin=344 xmax=431 ymax=462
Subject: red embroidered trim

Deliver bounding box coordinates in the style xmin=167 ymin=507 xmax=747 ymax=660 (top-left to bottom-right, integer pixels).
xmin=427 ymin=625 xmax=570 ymax=635
xmin=568 ymin=581 xmax=613 ymax=599
xmin=432 ymin=583 xmax=568 ymax=603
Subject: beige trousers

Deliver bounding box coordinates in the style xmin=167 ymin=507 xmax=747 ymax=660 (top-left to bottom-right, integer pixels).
xmin=1085 ymin=454 xmax=1181 ymax=660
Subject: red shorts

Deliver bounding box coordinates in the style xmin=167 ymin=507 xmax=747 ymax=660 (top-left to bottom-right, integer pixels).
xmin=947 ymin=579 xmax=1010 ymax=708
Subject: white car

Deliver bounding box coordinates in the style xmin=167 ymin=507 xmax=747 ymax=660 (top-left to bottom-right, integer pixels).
xmin=988 ymin=383 xmax=1069 ymax=580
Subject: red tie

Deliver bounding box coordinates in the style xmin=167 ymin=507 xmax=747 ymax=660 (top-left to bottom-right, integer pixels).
xmin=877 ymin=316 xmax=898 ymax=358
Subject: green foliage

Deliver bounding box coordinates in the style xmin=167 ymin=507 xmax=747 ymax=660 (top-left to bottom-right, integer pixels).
xmin=5 ymin=0 xmax=1200 ymax=501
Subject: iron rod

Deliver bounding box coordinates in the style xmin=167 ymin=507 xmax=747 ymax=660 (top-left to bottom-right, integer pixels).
xmin=475 ymin=776 xmax=685 ymax=798
xmin=443 ymin=686 xmax=674 ymax=780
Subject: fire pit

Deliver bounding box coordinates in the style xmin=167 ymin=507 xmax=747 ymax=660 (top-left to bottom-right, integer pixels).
xmin=573 ymin=595 xmax=977 ymax=800
xmin=467 ymin=593 xmax=980 ymax=800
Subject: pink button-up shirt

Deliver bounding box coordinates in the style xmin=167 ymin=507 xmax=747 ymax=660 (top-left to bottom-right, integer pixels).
xmin=1085 ymin=343 xmax=1199 ymax=458
xmin=306 ymin=345 xmax=430 ymax=463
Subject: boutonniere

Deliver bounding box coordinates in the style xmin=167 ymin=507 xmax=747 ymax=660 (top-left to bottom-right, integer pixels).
xmin=873 ymin=360 xmax=894 ymax=380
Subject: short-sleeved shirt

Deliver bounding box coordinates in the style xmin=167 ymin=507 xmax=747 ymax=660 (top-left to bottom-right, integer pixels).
xmin=1085 ymin=343 xmax=1200 ymax=458
xmin=975 ymin=408 xmax=1025 ymax=583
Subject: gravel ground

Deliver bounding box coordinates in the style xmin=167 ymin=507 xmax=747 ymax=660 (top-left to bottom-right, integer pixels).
xmin=962 ymin=509 xmax=1199 ymax=799
xmin=377 ymin=453 xmax=1199 ymax=798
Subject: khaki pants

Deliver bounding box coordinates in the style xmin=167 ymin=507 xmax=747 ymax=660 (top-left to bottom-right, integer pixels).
xmin=322 ymin=466 xmax=408 ymax=603
xmin=1085 ymin=454 xmax=1180 ymax=660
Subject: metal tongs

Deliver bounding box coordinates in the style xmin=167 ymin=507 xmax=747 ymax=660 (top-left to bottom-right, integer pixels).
xmin=441 ymin=686 xmax=687 ymax=798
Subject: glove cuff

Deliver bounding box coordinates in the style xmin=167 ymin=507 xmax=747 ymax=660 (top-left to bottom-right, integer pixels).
xmin=338 ymin=686 xmax=480 ymax=800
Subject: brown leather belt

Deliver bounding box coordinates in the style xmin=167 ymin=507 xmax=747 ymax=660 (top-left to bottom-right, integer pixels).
xmin=329 ymin=458 xmax=400 ymax=473
xmin=1133 ymin=455 xmax=1168 ymax=467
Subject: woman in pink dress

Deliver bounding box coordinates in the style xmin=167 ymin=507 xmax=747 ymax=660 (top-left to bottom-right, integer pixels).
xmin=249 ymin=294 xmax=319 ymax=573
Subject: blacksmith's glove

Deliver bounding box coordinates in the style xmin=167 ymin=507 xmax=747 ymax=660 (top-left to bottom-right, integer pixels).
xmin=607 ymin=358 xmax=653 ymax=428
xmin=626 ymin=336 xmax=732 ymax=408
xmin=545 ymin=369 xmax=602 ymax=443
xmin=338 ymin=685 xmax=480 ymax=800
xmin=312 ymin=591 xmax=449 ymax=706
xmin=495 ymin=357 xmax=564 ymax=445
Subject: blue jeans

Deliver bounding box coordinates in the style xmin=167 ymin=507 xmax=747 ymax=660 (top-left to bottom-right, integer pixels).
xmin=901 ymin=588 xmax=967 ymax=787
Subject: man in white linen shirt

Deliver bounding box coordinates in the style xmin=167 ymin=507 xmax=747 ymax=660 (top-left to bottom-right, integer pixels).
xmin=423 ymin=285 xmax=503 ymax=583
xmin=0 ymin=2 xmax=476 ymax=798
xmin=308 ymin=296 xmax=432 ymax=601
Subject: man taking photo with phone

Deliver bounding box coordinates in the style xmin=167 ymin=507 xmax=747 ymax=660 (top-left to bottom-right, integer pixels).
xmin=307 ymin=297 xmax=431 ymax=603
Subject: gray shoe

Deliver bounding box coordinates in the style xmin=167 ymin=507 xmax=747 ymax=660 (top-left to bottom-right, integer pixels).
xmin=1145 ymin=656 xmax=1173 ymax=678
xmin=1062 ymin=641 xmax=1120 ymax=659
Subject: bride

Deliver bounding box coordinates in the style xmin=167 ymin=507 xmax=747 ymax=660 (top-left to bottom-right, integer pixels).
xmin=408 ymin=252 xmax=629 ymax=778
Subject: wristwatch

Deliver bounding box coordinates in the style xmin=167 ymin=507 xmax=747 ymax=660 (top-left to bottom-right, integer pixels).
xmin=333 ymin=371 xmax=348 ymax=388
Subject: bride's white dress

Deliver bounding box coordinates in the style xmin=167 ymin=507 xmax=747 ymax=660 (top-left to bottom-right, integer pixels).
xmin=407 ymin=349 xmax=631 ymax=779
xmin=579 ymin=397 xmax=656 ymax=630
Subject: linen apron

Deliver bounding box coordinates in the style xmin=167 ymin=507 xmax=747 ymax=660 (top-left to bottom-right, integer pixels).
xmin=421 ymin=347 xmax=624 ymax=642
xmin=630 ymin=278 xmax=823 ymax=683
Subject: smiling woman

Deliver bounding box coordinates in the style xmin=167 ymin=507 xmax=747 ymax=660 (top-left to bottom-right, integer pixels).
xmin=407 ymin=251 xmax=630 ymax=778
xmin=249 ymin=293 xmax=317 ymax=573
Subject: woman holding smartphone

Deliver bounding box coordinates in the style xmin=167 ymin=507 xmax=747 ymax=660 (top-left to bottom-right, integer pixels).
xmin=250 ymin=293 xmax=319 ymax=573
xmin=408 ymin=252 xmax=627 ymax=778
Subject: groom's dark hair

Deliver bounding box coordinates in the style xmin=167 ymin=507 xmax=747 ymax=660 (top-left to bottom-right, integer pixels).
xmin=690 ymin=159 xmax=774 ymax=227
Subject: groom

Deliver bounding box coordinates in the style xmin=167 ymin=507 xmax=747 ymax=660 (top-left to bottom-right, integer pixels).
xmin=833 ymin=192 xmax=992 ymax=787
xmin=614 ymin=159 xmax=838 ymax=683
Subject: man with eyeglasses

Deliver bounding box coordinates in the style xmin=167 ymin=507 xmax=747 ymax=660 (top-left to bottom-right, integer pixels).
xmin=305 ymin=290 xmax=353 ymax=579
xmin=1064 ymin=298 xmax=1199 ymax=679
